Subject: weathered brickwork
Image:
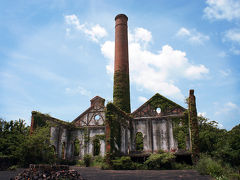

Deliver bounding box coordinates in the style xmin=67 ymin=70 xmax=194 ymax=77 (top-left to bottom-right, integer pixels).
xmin=30 ymin=14 xmax=199 ymax=162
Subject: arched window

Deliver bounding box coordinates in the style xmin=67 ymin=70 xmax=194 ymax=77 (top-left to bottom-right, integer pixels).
xmin=61 ymin=142 xmax=65 ymax=159
xmin=74 ymin=139 xmax=80 ymax=156
xmin=135 ymin=132 xmax=144 ymax=151
xmin=93 ymin=138 xmax=100 ymax=156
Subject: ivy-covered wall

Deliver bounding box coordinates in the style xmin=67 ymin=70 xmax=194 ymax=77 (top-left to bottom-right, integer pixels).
xmin=188 ymin=90 xmax=200 ymax=162
xmin=113 ymin=71 xmax=131 ymax=113
xmin=105 ymin=103 xmax=131 ymax=156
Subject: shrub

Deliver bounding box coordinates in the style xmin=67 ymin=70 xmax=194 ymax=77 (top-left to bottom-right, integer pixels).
xmin=112 ymin=156 xmax=135 ymax=170
xmin=144 ymin=152 xmax=175 ymax=170
xmin=92 ymin=155 xmax=103 ymax=167
xmin=196 ymin=156 xmax=224 ymax=178
xmin=76 ymin=160 xmax=84 ymax=166
xmin=83 ymin=154 xmax=92 ymax=167
xmin=171 ymin=162 xmax=192 ymax=170
xmin=8 ymin=165 xmax=18 ymax=171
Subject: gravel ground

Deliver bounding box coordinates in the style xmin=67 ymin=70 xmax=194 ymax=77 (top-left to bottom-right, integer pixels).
xmin=0 ymin=168 xmax=26 ymax=180
xmin=0 ymin=167 xmax=212 ymax=180
xmin=71 ymin=167 xmax=212 ymax=180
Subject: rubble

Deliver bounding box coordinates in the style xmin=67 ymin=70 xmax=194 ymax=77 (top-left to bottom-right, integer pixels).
xmin=13 ymin=164 xmax=86 ymax=180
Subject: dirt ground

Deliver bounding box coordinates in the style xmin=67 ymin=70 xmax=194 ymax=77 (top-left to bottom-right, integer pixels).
xmin=0 ymin=167 xmax=212 ymax=180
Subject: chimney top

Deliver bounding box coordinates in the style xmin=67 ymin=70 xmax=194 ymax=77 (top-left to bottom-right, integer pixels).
xmin=115 ymin=14 xmax=128 ymax=21
xmin=190 ymin=89 xmax=194 ymax=95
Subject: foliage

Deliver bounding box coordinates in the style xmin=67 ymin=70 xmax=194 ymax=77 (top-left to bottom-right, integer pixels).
xmin=188 ymin=93 xmax=200 ymax=162
xmin=93 ymin=138 xmax=100 ymax=156
xmin=74 ymin=139 xmax=80 ymax=156
xmin=113 ymin=71 xmax=131 ymax=113
xmin=0 ymin=119 xmax=29 ymax=159
xmin=196 ymin=155 xmax=224 ymax=179
xmin=144 ymin=152 xmax=175 ymax=170
xmin=198 ymin=116 xmax=227 ymax=155
xmin=19 ymin=126 xmax=56 ymax=167
xmin=92 ymin=155 xmax=104 ymax=167
xmin=172 ymin=112 xmax=189 ymax=150
xmin=171 ymin=162 xmax=192 ymax=170
xmin=148 ymin=93 xmax=185 ymax=113
xmin=112 ymin=156 xmax=135 ymax=170
xmin=76 ymin=159 xmax=84 ymax=166
xmin=83 ymin=154 xmax=92 ymax=167
xmin=105 ymin=103 xmax=130 ymax=155
xmin=135 ymin=132 xmax=143 ymax=151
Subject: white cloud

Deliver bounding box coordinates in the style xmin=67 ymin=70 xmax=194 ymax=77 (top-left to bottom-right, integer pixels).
xmin=215 ymin=101 xmax=239 ymax=115
xmin=133 ymin=28 xmax=152 ymax=43
xmin=185 ymin=65 xmax=209 ymax=79
xmin=176 ymin=27 xmax=209 ymax=44
xmin=204 ymin=0 xmax=240 ymax=21
xmin=198 ymin=112 xmax=207 ymax=117
xmin=101 ymin=41 xmax=114 ymax=74
xmin=65 ymin=86 xmax=91 ymax=97
xmin=65 ymin=14 xmax=107 ymax=42
xmin=101 ymin=27 xmax=209 ymax=100
xmin=224 ymin=28 xmax=240 ymax=43
xmin=138 ymin=96 xmax=148 ymax=103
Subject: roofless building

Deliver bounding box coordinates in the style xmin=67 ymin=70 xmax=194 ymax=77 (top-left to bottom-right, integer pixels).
xmin=30 ymin=14 xmax=199 ymax=162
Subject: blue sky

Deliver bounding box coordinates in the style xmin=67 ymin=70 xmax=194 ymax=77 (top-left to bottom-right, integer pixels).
xmin=0 ymin=0 xmax=240 ymax=130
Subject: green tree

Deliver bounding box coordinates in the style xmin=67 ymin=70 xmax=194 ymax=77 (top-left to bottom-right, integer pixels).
xmin=20 ymin=126 xmax=56 ymax=166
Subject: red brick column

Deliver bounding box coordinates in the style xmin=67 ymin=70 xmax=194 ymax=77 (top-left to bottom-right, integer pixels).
xmin=113 ymin=14 xmax=131 ymax=113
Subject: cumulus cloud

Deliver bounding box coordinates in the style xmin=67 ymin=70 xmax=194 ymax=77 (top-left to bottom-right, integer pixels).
xmin=101 ymin=27 xmax=209 ymax=100
xmin=176 ymin=27 xmax=209 ymax=44
xmin=65 ymin=14 xmax=107 ymax=42
xmin=204 ymin=0 xmax=240 ymax=21
xmin=65 ymin=86 xmax=91 ymax=97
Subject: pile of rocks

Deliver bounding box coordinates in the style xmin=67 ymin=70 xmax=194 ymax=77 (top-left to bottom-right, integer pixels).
xmin=14 ymin=164 xmax=85 ymax=180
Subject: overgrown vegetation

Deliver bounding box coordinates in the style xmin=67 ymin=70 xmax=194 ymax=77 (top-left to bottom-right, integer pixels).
xmin=113 ymin=71 xmax=131 ymax=113
xmin=0 ymin=118 xmax=56 ymax=168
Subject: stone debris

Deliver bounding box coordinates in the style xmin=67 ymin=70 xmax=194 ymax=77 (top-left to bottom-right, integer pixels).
xmin=14 ymin=164 xmax=86 ymax=180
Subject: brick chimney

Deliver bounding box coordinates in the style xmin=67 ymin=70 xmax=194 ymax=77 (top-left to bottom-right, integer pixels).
xmin=113 ymin=14 xmax=131 ymax=113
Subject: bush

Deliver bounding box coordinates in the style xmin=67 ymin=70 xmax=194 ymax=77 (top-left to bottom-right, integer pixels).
xmin=112 ymin=156 xmax=135 ymax=170
xmin=101 ymin=162 xmax=111 ymax=170
xmin=196 ymin=156 xmax=224 ymax=178
xmin=92 ymin=155 xmax=103 ymax=167
xmin=83 ymin=154 xmax=92 ymax=167
xmin=171 ymin=162 xmax=192 ymax=170
xmin=8 ymin=165 xmax=18 ymax=171
xmin=144 ymin=152 xmax=175 ymax=170
xmin=76 ymin=160 xmax=84 ymax=166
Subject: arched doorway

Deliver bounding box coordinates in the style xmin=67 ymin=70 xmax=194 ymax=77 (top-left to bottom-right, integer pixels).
xmin=93 ymin=138 xmax=100 ymax=156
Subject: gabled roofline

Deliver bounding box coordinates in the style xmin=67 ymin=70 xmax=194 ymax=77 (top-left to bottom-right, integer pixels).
xmin=72 ymin=95 xmax=105 ymax=123
xmin=131 ymin=93 xmax=186 ymax=116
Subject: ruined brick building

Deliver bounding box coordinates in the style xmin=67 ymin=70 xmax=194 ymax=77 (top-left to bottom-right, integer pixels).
xmin=30 ymin=14 xmax=199 ymax=161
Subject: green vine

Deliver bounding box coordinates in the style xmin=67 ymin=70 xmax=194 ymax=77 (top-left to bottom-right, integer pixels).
xmin=188 ymin=92 xmax=200 ymax=161
xmin=172 ymin=111 xmax=189 ymax=150
xmin=148 ymin=93 xmax=185 ymax=113
xmin=105 ymin=103 xmax=131 ymax=156
xmin=113 ymin=71 xmax=131 ymax=113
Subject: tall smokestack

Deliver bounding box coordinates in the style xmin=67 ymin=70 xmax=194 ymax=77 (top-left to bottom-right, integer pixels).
xmin=113 ymin=14 xmax=131 ymax=113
